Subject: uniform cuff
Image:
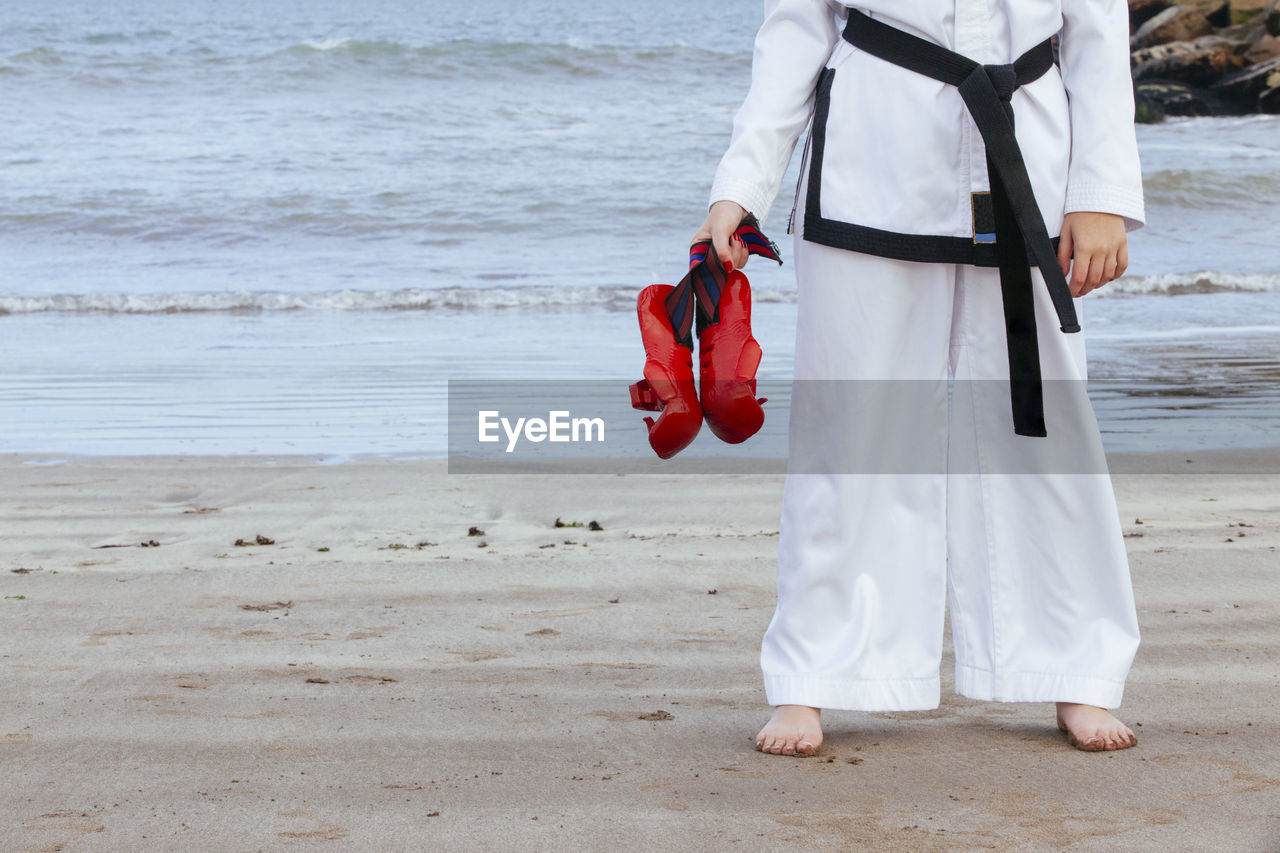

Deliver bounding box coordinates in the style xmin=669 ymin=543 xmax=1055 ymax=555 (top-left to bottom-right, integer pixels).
xmin=1063 ymin=182 xmax=1146 ymax=233
xmin=708 ymin=178 xmax=776 ymax=228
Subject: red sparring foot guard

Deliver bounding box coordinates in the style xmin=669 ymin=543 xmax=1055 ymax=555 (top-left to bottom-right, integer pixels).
xmin=629 ymin=284 xmax=701 ymax=459
xmin=698 ymin=270 xmax=767 ymax=444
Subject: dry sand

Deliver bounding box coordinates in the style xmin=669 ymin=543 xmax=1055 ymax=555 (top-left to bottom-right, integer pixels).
xmin=1 ymin=452 xmax=1278 ymax=852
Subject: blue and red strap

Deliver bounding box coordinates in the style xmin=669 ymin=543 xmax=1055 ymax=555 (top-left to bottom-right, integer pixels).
xmin=662 ymin=216 xmax=782 ymax=351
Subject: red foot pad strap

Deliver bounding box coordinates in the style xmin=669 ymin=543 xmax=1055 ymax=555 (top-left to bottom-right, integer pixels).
xmin=662 ymin=214 xmax=782 ymax=351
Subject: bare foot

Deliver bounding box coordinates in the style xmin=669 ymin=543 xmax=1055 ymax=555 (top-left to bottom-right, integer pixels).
xmin=754 ymin=704 xmax=822 ymax=756
xmin=1056 ymin=702 xmax=1137 ymax=751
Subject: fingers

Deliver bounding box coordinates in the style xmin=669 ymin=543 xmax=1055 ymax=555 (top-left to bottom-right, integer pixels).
xmin=709 ymin=223 xmax=749 ymax=271
xmin=1080 ymin=245 xmax=1135 ymax=295
xmin=698 ymin=200 xmax=750 ymax=271
xmin=1068 ymin=246 xmax=1091 ymax=297
xmin=1057 ymin=226 xmax=1073 ymax=279
xmin=710 ymin=227 xmax=733 ymax=269
xmin=712 ymin=229 xmax=753 ymax=272
xmin=729 ymin=234 xmax=750 ymax=270
xmin=1101 ymin=253 xmax=1118 ymax=288
xmin=1068 ymin=240 xmax=1116 ymax=297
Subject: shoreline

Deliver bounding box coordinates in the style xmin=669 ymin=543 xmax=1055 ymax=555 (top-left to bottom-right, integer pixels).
xmin=5 ymin=444 xmax=1279 ymax=474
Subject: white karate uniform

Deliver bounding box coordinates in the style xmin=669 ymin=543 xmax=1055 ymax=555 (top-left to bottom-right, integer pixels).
xmin=709 ymin=0 xmax=1143 ymax=711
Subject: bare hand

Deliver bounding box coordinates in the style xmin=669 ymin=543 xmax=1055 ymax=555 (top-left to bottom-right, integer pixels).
xmin=1057 ymin=211 xmax=1128 ymax=297
xmin=692 ymin=200 xmax=750 ymax=270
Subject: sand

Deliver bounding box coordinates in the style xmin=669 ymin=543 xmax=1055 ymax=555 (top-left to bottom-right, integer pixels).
xmin=1 ymin=451 xmax=1278 ymax=852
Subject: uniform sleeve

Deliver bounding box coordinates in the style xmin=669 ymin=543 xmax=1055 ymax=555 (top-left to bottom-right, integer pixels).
xmin=1058 ymin=0 xmax=1146 ymax=231
xmin=707 ymin=0 xmax=843 ymax=226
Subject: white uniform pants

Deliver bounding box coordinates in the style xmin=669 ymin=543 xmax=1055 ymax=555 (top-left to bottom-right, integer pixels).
xmin=761 ymin=233 xmax=1142 ymax=712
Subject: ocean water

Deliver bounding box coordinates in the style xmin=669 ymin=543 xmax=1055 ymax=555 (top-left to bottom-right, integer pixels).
xmin=1 ymin=0 xmax=1278 ymax=458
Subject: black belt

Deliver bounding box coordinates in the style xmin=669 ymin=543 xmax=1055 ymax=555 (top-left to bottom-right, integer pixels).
xmin=843 ymin=10 xmax=1079 ymax=438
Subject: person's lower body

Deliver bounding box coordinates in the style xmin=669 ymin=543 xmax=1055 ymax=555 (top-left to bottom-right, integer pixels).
xmin=759 ymin=235 xmax=1141 ymax=717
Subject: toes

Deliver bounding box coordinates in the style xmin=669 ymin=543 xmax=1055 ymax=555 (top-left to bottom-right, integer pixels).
xmin=755 ymin=728 xmax=821 ymax=757
xmin=1102 ymin=725 xmax=1137 ymax=750
xmin=1071 ymin=731 xmax=1106 ymax=751
xmin=1067 ymin=722 xmax=1139 ymax=752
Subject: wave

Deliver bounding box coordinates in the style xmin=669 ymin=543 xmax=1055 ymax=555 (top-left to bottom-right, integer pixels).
xmin=0 ymin=286 xmax=642 ymax=315
xmin=82 ymin=30 xmax=174 ymax=45
xmin=1143 ymin=168 xmax=1280 ymax=208
xmin=1106 ymin=272 xmax=1280 ymax=296
xmin=268 ymin=36 xmax=742 ymax=83
xmin=3 ymin=37 xmax=737 ymax=83
xmin=2 ymin=274 xmax=1277 ymax=316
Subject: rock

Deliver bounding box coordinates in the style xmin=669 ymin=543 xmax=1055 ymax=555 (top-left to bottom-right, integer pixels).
xmin=1178 ymin=0 xmax=1232 ymax=26
xmin=1210 ymin=55 xmax=1280 ymax=103
xmin=1196 ymin=28 xmax=1265 ymax=51
xmin=1133 ymin=42 xmax=1247 ymax=84
xmin=1212 ymin=17 xmax=1269 ymax=50
xmin=1130 ymin=0 xmax=1174 ymax=29
xmin=1245 ymin=32 xmax=1280 ymax=61
xmin=1136 ymin=79 xmax=1240 ymax=114
xmin=1132 ymin=41 xmax=1196 ymax=66
xmin=1134 ymin=91 xmax=1168 ymax=122
xmin=1132 ymin=6 xmax=1217 ymax=47
xmin=1259 ymin=84 xmax=1280 ymax=110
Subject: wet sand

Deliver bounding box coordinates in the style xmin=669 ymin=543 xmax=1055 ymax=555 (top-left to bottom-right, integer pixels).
xmin=1 ymin=452 xmax=1278 ymax=851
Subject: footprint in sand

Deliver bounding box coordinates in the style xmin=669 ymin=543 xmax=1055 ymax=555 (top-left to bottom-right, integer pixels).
xmin=445 ymin=649 xmax=511 ymax=663
xmin=169 ymin=673 xmax=213 ymax=690
xmin=591 ymin=709 xmax=674 ymax=722
xmin=21 ymin=807 xmax=107 ymax=841
xmin=80 ymin=627 xmax=151 ymax=647
xmin=344 ymin=674 xmax=398 ymax=684
xmin=202 ymin=626 xmax=287 ymax=641
xmin=276 ymin=810 xmax=349 ymax=841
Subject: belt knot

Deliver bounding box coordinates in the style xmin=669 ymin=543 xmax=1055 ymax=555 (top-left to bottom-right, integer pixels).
xmin=983 ymin=63 xmax=1017 ymax=101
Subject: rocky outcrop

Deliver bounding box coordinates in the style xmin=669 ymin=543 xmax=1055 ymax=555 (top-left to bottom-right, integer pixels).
xmin=1132 ymin=7 xmax=1215 ymax=48
xmin=1245 ymin=33 xmax=1280 ymax=62
xmin=1211 ymin=55 xmax=1280 ymax=103
xmin=1132 ymin=39 xmax=1245 ymax=86
xmin=1135 ymin=79 xmax=1241 ymax=118
xmin=1128 ymin=0 xmax=1280 ymax=119
xmin=1130 ymin=0 xmax=1174 ymax=29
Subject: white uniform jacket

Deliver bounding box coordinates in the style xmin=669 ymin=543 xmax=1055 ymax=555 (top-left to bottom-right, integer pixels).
xmin=709 ymin=0 xmax=1146 ymax=255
